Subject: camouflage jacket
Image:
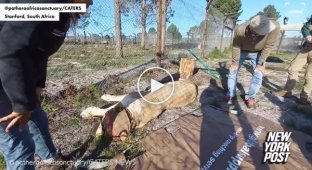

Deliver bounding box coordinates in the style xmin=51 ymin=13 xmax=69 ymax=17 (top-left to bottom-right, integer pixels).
xmin=302 ymin=17 xmax=312 ymax=38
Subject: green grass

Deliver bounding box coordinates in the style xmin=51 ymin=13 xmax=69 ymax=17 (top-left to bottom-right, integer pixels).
xmin=89 ymin=129 xmax=146 ymax=160
xmin=41 ymin=97 xmax=59 ymax=113
xmin=0 ymin=154 xmax=5 ymax=170
xmin=47 ymin=44 xmax=155 ymax=81
xmin=68 ymin=117 xmax=82 ymax=127
xmin=72 ymin=85 xmax=106 ymax=108
xmin=207 ymin=47 xmax=231 ymax=60
xmin=99 ymin=130 xmax=146 ymax=160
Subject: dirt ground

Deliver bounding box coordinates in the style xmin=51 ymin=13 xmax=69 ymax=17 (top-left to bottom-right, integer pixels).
xmin=33 ymin=56 xmax=312 ymax=169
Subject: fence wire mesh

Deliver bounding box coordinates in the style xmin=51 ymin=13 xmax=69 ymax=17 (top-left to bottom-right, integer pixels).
xmin=46 ymin=0 xmax=238 ymax=95
xmin=46 ymin=0 xmax=304 ymax=92
xmin=0 ymin=0 xmax=309 ymax=169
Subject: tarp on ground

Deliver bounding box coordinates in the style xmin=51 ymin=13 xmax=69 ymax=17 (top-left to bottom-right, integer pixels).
xmin=133 ymin=106 xmax=312 ymax=170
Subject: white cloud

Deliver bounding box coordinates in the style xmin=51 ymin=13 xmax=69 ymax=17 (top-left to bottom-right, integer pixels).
xmin=300 ymin=2 xmax=306 ymax=6
xmin=284 ymin=2 xmax=290 ymax=6
xmin=287 ymin=10 xmax=303 ymax=14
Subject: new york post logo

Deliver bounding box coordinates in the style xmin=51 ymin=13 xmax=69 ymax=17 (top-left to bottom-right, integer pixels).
xmin=262 ymin=132 xmax=291 ymax=163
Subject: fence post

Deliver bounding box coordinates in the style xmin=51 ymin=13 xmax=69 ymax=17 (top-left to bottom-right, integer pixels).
xmin=114 ymin=0 xmax=123 ymax=58
xmin=156 ymin=0 xmax=162 ymax=67
xmin=201 ymin=0 xmax=214 ymax=58
xmin=276 ymin=30 xmax=285 ymax=54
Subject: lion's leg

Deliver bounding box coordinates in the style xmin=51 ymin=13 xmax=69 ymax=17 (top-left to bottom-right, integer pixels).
xmin=80 ymin=104 xmax=118 ymax=119
xmin=101 ymin=94 xmax=127 ymax=102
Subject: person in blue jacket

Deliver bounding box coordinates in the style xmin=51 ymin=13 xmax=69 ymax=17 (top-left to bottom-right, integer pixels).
xmin=0 ymin=0 xmax=92 ymax=169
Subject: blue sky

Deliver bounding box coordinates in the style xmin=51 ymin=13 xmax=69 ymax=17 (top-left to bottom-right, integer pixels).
xmin=239 ymin=0 xmax=312 ymax=24
xmin=79 ymin=0 xmax=312 ymax=38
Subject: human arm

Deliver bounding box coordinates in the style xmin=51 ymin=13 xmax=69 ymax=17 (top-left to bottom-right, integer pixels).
xmin=0 ymin=0 xmax=60 ymax=132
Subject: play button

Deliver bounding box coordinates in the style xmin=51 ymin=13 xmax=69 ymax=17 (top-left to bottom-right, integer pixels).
xmin=151 ymin=79 xmax=164 ymax=92
xmin=137 ymin=67 xmax=175 ymax=104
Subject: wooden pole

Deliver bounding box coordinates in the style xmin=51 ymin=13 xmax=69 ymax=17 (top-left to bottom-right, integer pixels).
xmin=156 ymin=0 xmax=162 ymax=66
xmin=141 ymin=0 xmax=147 ymax=49
xmin=160 ymin=0 xmax=167 ymax=54
xmin=114 ymin=0 xmax=123 ymax=57
xmin=276 ymin=30 xmax=285 ymax=54
xmin=201 ymin=0 xmax=214 ymax=58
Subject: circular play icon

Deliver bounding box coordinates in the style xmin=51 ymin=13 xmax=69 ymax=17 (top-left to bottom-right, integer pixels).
xmin=137 ymin=67 xmax=175 ymax=104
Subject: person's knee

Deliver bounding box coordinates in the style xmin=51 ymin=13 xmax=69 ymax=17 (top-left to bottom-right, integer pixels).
xmin=228 ymin=69 xmax=238 ymax=79
xmin=13 ymin=137 xmax=35 ymax=159
xmin=254 ymin=70 xmax=263 ymax=80
xmin=5 ymin=135 xmax=35 ymax=167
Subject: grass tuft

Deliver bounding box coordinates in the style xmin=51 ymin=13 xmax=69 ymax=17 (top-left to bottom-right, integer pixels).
xmin=0 ymin=154 xmax=5 ymax=170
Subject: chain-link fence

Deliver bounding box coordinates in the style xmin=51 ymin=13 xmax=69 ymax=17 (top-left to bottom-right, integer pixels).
xmin=1 ymin=1 xmax=310 ymax=169
xmin=166 ymin=0 xmax=234 ymax=61
xmin=46 ymin=0 xmax=237 ymax=94
xmin=47 ymin=0 xmax=307 ymax=94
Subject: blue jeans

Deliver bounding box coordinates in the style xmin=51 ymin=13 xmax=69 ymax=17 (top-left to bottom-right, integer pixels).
xmin=227 ymin=52 xmax=263 ymax=100
xmin=0 ymin=89 xmax=56 ymax=170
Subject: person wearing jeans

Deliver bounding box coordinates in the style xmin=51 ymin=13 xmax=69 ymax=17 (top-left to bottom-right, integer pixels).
xmin=227 ymin=52 xmax=264 ymax=103
xmin=0 ymin=103 xmax=58 ymax=169
xmin=226 ymin=15 xmax=280 ymax=109
xmin=0 ymin=0 xmax=93 ymax=169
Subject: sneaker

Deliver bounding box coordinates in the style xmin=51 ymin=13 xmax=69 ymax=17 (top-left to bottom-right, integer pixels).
xmin=298 ymin=98 xmax=311 ymax=106
xmin=246 ymin=98 xmax=256 ymax=109
xmin=272 ymin=90 xmax=292 ymax=98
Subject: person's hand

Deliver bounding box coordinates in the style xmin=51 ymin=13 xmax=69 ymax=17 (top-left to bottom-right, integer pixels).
xmin=255 ymin=65 xmax=265 ymax=74
xmin=0 ymin=112 xmax=30 ymax=132
xmin=306 ymin=35 xmax=312 ymax=43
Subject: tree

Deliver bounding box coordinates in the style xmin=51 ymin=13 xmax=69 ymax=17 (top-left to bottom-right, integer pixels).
xmin=77 ymin=12 xmax=91 ymax=44
xmin=141 ymin=0 xmax=147 ymax=48
xmin=212 ymin=0 xmax=242 ymax=20
xmin=156 ymin=0 xmax=174 ymax=66
xmin=212 ymin=0 xmax=242 ymax=50
xmin=114 ymin=0 xmax=123 ymax=57
xmin=104 ymin=34 xmax=111 ymax=43
xmin=137 ymin=31 xmax=147 ymax=40
xmin=148 ymin=27 xmax=156 ymax=34
xmin=251 ymin=5 xmax=281 ymax=20
xmin=188 ymin=26 xmax=200 ymax=41
xmin=148 ymin=27 xmax=156 ymax=46
xmin=201 ymin=0 xmax=214 ymax=57
xmin=167 ymin=23 xmax=182 ymax=43
xmin=120 ymin=0 xmax=157 ymax=49
xmin=71 ymin=5 xmax=99 ymax=44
